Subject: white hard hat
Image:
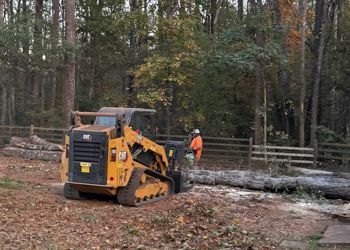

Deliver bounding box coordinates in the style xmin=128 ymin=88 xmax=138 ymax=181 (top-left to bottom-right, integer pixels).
xmin=192 ymin=129 xmax=200 ymax=134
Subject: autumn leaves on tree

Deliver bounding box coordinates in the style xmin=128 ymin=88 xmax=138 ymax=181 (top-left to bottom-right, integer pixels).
xmin=0 ymin=0 xmax=349 ymax=145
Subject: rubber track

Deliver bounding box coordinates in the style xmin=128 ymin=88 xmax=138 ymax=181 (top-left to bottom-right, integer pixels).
xmin=117 ymin=168 xmax=175 ymax=207
xmin=63 ymin=183 xmax=85 ymax=200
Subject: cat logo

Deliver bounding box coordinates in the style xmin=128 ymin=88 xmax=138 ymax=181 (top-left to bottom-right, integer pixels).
xmin=83 ymin=134 xmax=92 ymax=141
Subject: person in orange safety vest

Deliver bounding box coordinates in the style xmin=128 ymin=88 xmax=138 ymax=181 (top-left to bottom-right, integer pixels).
xmin=190 ymin=129 xmax=203 ymax=167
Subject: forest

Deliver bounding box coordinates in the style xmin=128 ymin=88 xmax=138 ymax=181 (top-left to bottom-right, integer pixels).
xmin=0 ymin=0 xmax=349 ymax=146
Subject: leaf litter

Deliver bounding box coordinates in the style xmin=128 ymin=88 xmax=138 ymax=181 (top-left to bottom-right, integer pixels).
xmin=0 ymin=153 xmax=345 ymax=249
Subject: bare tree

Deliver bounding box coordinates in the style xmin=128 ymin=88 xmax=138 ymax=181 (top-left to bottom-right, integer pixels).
xmin=250 ymin=0 xmax=265 ymax=145
xmin=310 ymin=0 xmax=328 ymax=146
xmin=0 ymin=81 xmax=7 ymax=125
xmin=32 ymin=0 xmax=43 ymax=99
xmin=127 ymin=0 xmax=138 ymax=107
xmin=238 ymin=0 xmax=243 ymax=21
xmin=0 ymin=0 xmax=5 ymax=126
xmin=0 ymin=0 xmax=4 ymax=24
xmin=50 ymin=0 xmax=60 ymax=109
xmin=298 ymin=0 xmax=307 ymax=147
xmin=63 ymin=0 xmax=76 ymax=126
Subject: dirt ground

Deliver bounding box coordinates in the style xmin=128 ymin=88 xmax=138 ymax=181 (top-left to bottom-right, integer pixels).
xmin=0 ymin=152 xmax=346 ymax=249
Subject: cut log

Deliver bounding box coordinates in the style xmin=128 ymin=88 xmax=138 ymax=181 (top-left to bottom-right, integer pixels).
xmin=9 ymin=137 xmax=44 ymax=150
xmin=188 ymin=170 xmax=350 ymax=200
xmin=7 ymin=136 xmax=63 ymax=151
xmin=2 ymin=147 xmax=61 ymax=162
xmin=30 ymin=135 xmax=63 ymax=151
xmin=288 ymin=166 xmax=350 ymax=179
xmin=288 ymin=166 xmax=334 ymax=176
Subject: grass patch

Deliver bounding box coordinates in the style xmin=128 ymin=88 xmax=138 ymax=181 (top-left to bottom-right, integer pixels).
xmin=81 ymin=214 xmax=97 ymax=223
xmin=307 ymin=234 xmax=322 ymax=250
xmin=121 ymin=224 xmax=140 ymax=236
xmin=0 ymin=178 xmax=23 ymax=189
xmin=196 ymin=206 xmax=220 ymax=217
xmin=293 ymin=186 xmax=325 ymax=202
xmin=150 ymin=215 xmax=171 ymax=226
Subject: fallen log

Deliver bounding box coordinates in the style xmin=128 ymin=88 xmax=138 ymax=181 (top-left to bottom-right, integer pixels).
xmin=9 ymin=137 xmax=44 ymax=150
xmin=7 ymin=136 xmax=63 ymax=151
xmin=30 ymin=135 xmax=63 ymax=151
xmin=188 ymin=169 xmax=350 ymax=200
xmin=2 ymin=147 xmax=61 ymax=162
xmin=288 ymin=166 xmax=350 ymax=179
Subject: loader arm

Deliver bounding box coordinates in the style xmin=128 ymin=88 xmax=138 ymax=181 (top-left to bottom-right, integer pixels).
xmin=123 ymin=126 xmax=169 ymax=175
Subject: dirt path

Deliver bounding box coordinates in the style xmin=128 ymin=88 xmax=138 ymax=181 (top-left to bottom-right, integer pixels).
xmin=0 ymin=153 xmax=343 ymax=249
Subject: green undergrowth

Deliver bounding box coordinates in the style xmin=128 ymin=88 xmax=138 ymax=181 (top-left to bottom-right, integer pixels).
xmin=0 ymin=178 xmax=24 ymax=189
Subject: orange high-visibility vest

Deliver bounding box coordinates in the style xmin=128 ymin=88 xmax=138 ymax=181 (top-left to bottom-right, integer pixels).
xmin=190 ymin=135 xmax=203 ymax=159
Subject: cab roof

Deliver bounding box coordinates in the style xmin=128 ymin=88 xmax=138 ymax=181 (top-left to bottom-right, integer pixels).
xmin=97 ymin=107 xmax=156 ymax=125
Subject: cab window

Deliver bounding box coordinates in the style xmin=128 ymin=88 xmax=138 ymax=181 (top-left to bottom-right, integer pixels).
xmin=130 ymin=113 xmax=153 ymax=136
xmin=95 ymin=116 xmax=116 ymax=126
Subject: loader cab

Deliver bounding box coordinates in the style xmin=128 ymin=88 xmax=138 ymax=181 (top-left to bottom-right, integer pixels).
xmin=94 ymin=107 xmax=156 ymax=138
xmin=129 ymin=112 xmax=155 ymax=138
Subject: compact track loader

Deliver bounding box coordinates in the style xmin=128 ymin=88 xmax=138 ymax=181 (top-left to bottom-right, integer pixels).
xmin=61 ymin=107 xmax=191 ymax=206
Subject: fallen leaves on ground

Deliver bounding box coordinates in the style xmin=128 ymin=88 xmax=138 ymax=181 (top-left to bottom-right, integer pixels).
xmin=0 ymin=153 xmax=331 ymax=249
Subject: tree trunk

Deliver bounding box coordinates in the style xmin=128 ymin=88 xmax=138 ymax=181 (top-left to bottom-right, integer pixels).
xmin=32 ymin=0 xmax=43 ymax=99
xmin=251 ymin=0 xmax=265 ymax=145
xmin=0 ymin=0 xmax=4 ymax=24
xmin=310 ymin=0 xmax=328 ymax=146
xmin=269 ymin=0 xmax=292 ymax=136
xmin=298 ymin=0 xmax=307 ymax=147
xmin=8 ymin=86 xmax=15 ymax=125
xmin=127 ymin=0 xmax=138 ymax=107
xmin=188 ymin=169 xmax=350 ymax=200
xmin=179 ymin=0 xmax=186 ymax=17
xmin=254 ymin=65 xmax=264 ymax=145
xmin=238 ymin=0 xmax=243 ymax=21
xmin=208 ymin=0 xmax=222 ymax=49
xmin=0 ymin=1 xmax=3 ymax=127
xmin=0 ymin=82 xmax=7 ymax=125
xmin=5 ymin=0 xmax=12 ymax=21
xmin=21 ymin=0 xmax=31 ymax=116
xmin=50 ymin=0 xmax=60 ymax=110
xmin=63 ymin=0 xmax=76 ymax=126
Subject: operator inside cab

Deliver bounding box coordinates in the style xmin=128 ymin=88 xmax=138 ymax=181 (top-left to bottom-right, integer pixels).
xmin=190 ymin=129 xmax=203 ymax=163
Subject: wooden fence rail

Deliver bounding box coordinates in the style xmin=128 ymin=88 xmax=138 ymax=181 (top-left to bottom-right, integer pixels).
xmin=317 ymin=142 xmax=350 ymax=166
xmin=155 ymin=133 xmax=251 ymax=163
xmin=0 ymin=125 xmax=349 ymax=168
xmin=252 ymin=145 xmax=315 ymax=165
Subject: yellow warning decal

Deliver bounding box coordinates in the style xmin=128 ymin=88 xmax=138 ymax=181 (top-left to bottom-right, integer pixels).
xmin=168 ymin=150 xmax=174 ymax=157
xmin=80 ymin=162 xmax=91 ymax=173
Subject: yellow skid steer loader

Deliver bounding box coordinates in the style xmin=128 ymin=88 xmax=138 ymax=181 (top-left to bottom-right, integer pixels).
xmin=61 ymin=107 xmax=192 ymax=206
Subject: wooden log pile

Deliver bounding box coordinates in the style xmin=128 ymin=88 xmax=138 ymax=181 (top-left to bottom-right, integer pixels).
xmin=2 ymin=136 xmax=63 ymax=162
xmin=188 ymin=169 xmax=350 ymax=200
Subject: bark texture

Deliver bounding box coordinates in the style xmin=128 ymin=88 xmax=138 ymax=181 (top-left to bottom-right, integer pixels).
xmin=3 ymin=147 xmax=62 ymax=162
xmin=3 ymin=136 xmax=63 ymax=162
xmin=62 ymin=0 xmax=76 ymax=126
xmin=298 ymin=0 xmax=307 ymax=147
xmin=8 ymin=136 xmax=63 ymax=151
xmin=188 ymin=169 xmax=350 ymax=200
xmin=310 ymin=0 xmax=328 ymax=146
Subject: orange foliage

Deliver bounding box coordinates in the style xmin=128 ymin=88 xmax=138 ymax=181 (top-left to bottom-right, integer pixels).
xmin=278 ymin=0 xmax=313 ymax=63
xmin=279 ymin=0 xmax=301 ymax=48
